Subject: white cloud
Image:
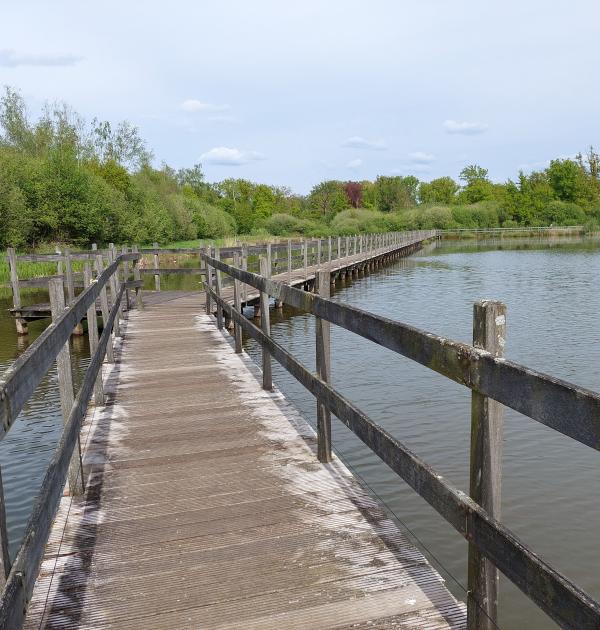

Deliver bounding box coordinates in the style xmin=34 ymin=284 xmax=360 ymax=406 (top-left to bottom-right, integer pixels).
xmin=199 ymin=146 xmax=265 ymax=166
xmin=346 ymin=158 xmax=362 ymax=169
xmin=0 ymin=49 xmax=82 ymax=67
xmin=341 ymin=136 xmax=387 ymax=150
xmin=443 ymin=120 xmax=488 ymax=135
xmin=409 ymin=151 xmax=435 ymax=164
xmin=180 ymin=99 xmax=230 ymax=113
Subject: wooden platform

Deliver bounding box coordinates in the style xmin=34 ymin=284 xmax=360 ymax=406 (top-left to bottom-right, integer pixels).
xmin=24 ymin=293 xmax=466 ymax=629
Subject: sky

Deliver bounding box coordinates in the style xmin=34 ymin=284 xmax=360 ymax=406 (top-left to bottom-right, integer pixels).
xmin=1 ymin=0 xmax=599 ymax=193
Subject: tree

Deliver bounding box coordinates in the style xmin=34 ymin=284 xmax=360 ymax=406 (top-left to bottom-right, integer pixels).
xmin=419 ymin=177 xmax=459 ymax=204
xmin=307 ymin=180 xmax=348 ymax=219
xmin=458 ymin=164 xmax=497 ymax=204
xmin=546 ymin=158 xmax=591 ymax=205
xmin=374 ymin=175 xmax=418 ymax=212
xmin=344 ymin=181 xmax=362 ymax=208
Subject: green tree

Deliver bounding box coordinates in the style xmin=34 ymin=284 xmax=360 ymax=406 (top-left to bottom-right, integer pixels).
xmin=374 ymin=175 xmax=418 ymax=212
xmin=419 ymin=177 xmax=459 ymax=204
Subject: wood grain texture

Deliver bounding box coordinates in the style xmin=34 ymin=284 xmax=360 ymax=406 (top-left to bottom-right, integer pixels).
xmin=24 ymin=294 xmax=465 ymax=630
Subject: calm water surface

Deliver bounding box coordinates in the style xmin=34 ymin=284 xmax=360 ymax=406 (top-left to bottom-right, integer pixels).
xmin=244 ymin=236 xmax=600 ymax=629
xmin=1 ymin=236 xmax=600 ymax=628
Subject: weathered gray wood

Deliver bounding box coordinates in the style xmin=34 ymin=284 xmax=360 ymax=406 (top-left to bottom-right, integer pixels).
xmin=315 ymin=270 xmax=332 ymax=463
xmin=48 ymin=278 xmax=84 ymax=496
xmin=233 ymin=252 xmax=243 ymax=353
xmin=205 ymin=247 xmax=212 ymax=314
xmin=132 ymin=245 xmax=143 ymax=309
xmin=107 ymin=250 xmax=121 ymax=338
xmin=84 ymin=264 xmax=104 ymax=406
xmin=0 ymin=466 xmax=11 ymax=586
xmin=468 ymin=300 xmax=506 ymax=630
xmin=241 ymin=244 xmax=248 ymax=303
xmin=64 ymin=249 xmax=75 ymax=305
xmin=259 ymin=256 xmax=272 ymax=390
xmin=317 ymin=239 xmax=322 ymax=268
xmin=0 ymin=284 xmax=123 ymax=630
xmin=7 ymin=248 xmax=27 ymax=335
xmin=328 ymin=236 xmax=332 ymax=266
xmin=122 ymin=245 xmax=130 ymax=310
xmin=287 ymin=239 xmax=292 ymax=284
xmin=211 ymin=290 xmax=600 ymax=629
xmin=96 ymin=255 xmax=115 ymax=363
xmin=266 ymin=243 xmax=272 ymax=277
xmin=214 ymin=247 xmax=224 ymax=329
xmin=153 ymin=242 xmax=161 ymax=291
xmin=303 ymin=239 xmax=308 ymax=279
xmin=202 ymin=246 xmax=600 ymax=452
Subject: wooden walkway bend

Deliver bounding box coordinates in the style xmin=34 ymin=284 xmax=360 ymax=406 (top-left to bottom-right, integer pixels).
xmin=24 ymin=295 xmax=466 ymax=629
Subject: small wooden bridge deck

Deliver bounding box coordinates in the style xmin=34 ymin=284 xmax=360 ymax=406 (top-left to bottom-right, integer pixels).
xmin=24 ymin=294 xmax=466 ymax=629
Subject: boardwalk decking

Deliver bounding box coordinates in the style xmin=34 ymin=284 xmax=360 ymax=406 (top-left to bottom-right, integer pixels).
xmin=24 ymin=290 xmax=466 ymax=629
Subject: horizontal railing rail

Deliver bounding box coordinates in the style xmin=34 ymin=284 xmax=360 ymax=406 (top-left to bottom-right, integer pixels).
xmin=0 ymin=251 xmax=141 ymax=628
xmin=201 ymin=249 xmax=600 ymax=629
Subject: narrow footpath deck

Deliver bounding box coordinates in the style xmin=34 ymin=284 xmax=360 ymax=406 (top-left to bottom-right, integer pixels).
xmin=24 ymin=291 xmax=466 ymax=629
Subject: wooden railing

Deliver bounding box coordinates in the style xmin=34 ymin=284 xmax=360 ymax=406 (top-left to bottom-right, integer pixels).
xmin=201 ymin=249 xmax=600 ymax=629
xmin=0 ymin=251 xmax=141 ymax=628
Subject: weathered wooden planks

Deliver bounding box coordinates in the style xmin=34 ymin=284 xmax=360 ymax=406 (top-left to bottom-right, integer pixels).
xmin=24 ymin=294 xmax=465 ymax=630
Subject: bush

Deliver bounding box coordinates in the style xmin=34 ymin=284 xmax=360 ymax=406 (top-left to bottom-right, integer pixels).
xmin=189 ymin=199 xmax=237 ymax=239
xmin=330 ymin=208 xmax=389 ymax=234
xmin=263 ymin=213 xmax=315 ymax=235
xmin=538 ymin=200 xmax=586 ymax=226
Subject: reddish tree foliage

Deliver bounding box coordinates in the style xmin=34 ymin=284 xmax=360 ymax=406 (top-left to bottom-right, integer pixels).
xmin=344 ymin=181 xmax=362 ymax=208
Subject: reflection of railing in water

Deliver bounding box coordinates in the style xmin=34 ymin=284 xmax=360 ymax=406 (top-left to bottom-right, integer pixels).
xmin=202 ymin=245 xmax=600 ymax=630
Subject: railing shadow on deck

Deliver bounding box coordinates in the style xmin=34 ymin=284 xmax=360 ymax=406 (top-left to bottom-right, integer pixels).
xmin=201 ymin=243 xmax=600 ymax=630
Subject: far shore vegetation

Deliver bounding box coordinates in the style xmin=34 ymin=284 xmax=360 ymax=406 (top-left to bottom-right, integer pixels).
xmin=2 ymin=87 xmax=600 ymax=256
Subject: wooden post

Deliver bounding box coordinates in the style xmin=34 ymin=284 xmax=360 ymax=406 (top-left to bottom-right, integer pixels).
xmin=107 ymin=249 xmax=121 ymax=338
xmin=0 ymin=466 xmax=11 ymax=585
xmin=84 ymin=264 xmax=105 ymax=405
xmin=259 ymin=256 xmax=272 ymax=390
xmin=266 ymin=243 xmax=272 ymax=278
xmin=153 ymin=242 xmax=161 ymax=291
xmin=316 ymin=270 xmax=332 ymax=463
xmin=241 ymin=244 xmax=248 ymax=303
xmin=467 ymin=300 xmax=507 ymax=630
xmin=64 ymin=248 xmax=75 ymax=305
xmin=337 ymin=236 xmax=341 ymax=263
xmin=317 ymin=239 xmax=322 ymax=269
xmin=132 ymin=245 xmax=143 ymax=309
xmin=48 ymin=278 xmax=84 ymax=495
xmin=328 ymin=236 xmax=332 ymax=267
xmin=95 ymin=254 xmax=115 ymax=363
xmin=233 ymin=252 xmax=243 ymax=353
xmin=303 ymin=239 xmax=308 ymax=279
xmin=7 ymin=248 xmax=27 ymax=335
xmin=214 ymin=247 xmax=223 ymax=329
xmin=122 ymin=244 xmax=130 ymax=311
xmin=287 ymin=239 xmax=292 ymax=284
xmin=205 ymin=249 xmax=212 ymax=315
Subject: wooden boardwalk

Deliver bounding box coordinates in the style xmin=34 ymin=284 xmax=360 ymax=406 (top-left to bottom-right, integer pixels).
xmin=24 ymin=291 xmax=466 ymax=629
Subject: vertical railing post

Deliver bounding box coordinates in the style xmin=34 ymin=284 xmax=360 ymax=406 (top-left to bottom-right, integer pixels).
xmin=233 ymin=252 xmax=243 ymax=353
xmin=122 ymin=244 xmax=130 ymax=311
xmin=317 ymin=239 xmax=322 ymax=269
xmin=107 ymin=249 xmax=121 ymax=338
xmin=266 ymin=243 xmax=272 ymax=277
xmin=65 ymin=248 xmax=83 ymax=336
xmin=48 ymin=278 xmax=85 ymax=495
xmin=7 ymin=247 xmax=27 ymax=335
xmin=204 ymin=246 xmax=212 ymax=315
xmin=303 ymin=239 xmax=308 ymax=279
xmin=337 ymin=236 xmax=341 ymax=264
xmin=287 ymin=239 xmax=292 ymax=284
xmin=315 ymin=270 xmax=332 ymax=463
xmin=214 ymin=247 xmax=223 ymax=329
xmin=153 ymin=242 xmax=161 ymax=292
xmin=84 ymin=263 xmax=105 ymax=405
xmin=132 ymin=245 xmax=143 ymax=309
xmin=259 ymin=256 xmax=272 ymax=390
xmin=328 ymin=236 xmax=332 ymax=267
xmin=241 ymin=244 xmax=248 ymax=303
xmin=0 ymin=467 xmax=10 ymax=586
xmin=467 ymin=300 xmax=507 ymax=630
xmin=95 ymin=254 xmax=115 ymax=363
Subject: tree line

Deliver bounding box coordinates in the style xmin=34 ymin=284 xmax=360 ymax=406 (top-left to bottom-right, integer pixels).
xmin=1 ymin=87 xmax=600 ymax=249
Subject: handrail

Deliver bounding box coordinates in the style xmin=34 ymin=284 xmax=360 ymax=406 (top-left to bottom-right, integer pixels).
xmin=0 ymin=251 xmax=140 ymax=628
xmin=201 ymin=250 xmax=600 ymax=629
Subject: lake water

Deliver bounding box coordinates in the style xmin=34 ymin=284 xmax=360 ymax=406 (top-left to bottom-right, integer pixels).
xmin=2 ymin=236 xmax=600 ymax=628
